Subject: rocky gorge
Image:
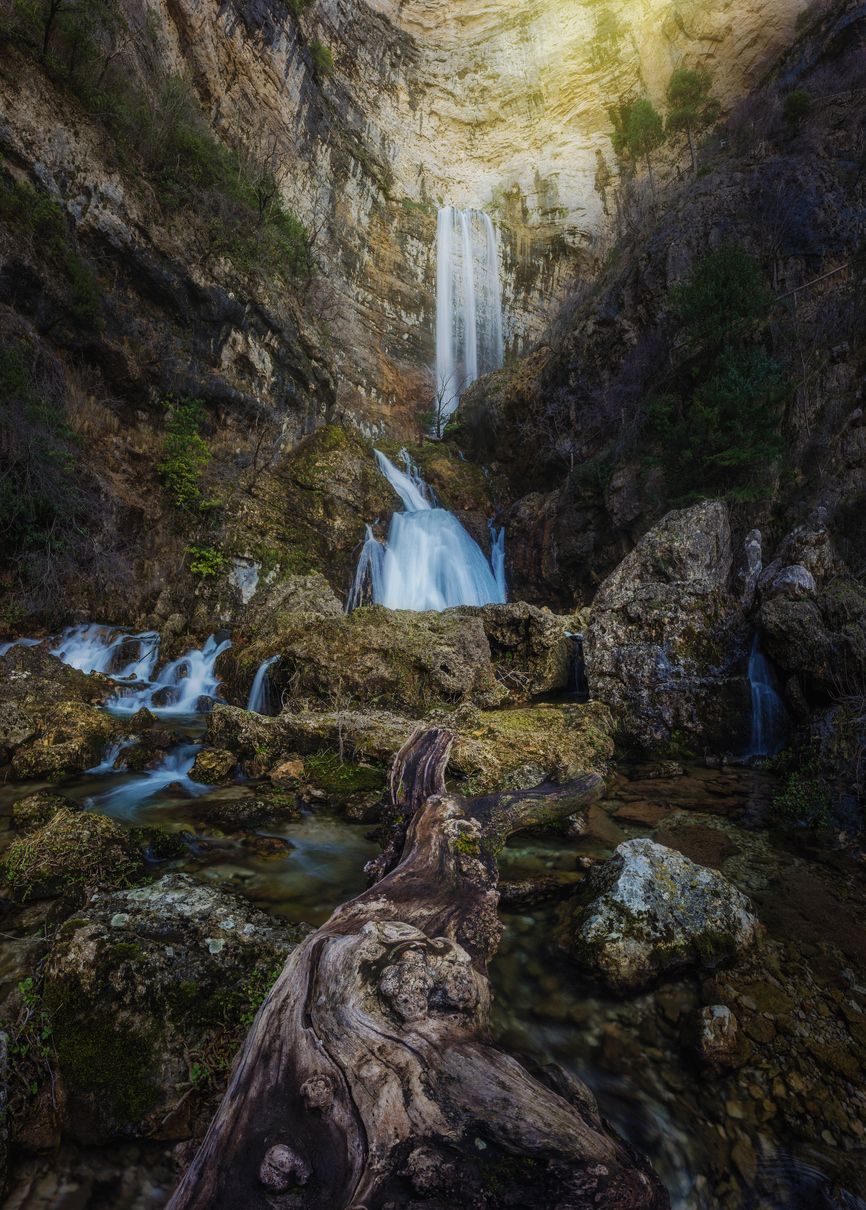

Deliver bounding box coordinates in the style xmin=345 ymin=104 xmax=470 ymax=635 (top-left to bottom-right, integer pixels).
xmin=1 ymin=0 xmax=866 ymax=1207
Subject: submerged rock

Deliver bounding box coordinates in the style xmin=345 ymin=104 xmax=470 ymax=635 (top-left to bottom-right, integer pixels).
xmin=568 ymin=838 xmax=760 ymax=991
xmin=3 ymin=808 xmax=146 ymax=904
xmin=40 ymin=874 xmax=310 ymax=1144
xmin=696 ymin=1004 xmax=743 ymax=1069
xmin=584 ymin=500 xmax=750 ymax=754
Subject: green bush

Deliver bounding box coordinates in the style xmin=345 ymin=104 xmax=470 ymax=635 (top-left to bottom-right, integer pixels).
xmin=647 ymin=247 xmax=787 ymax=503
xmin=186 ymin=544 xmax=226 ymax=578
xmin=309 ymin=38 xmax=334 ymax=77
xmin=159 ymin=396 xmax=214 ymax=512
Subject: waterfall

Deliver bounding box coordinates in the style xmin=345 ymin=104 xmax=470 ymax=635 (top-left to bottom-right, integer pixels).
xmin=435 ymin=206 xmax=504 ymax=429
xmin=748 ymin=635 xmax=788 ymax=757
xmin=351 ymin=449 xmax=506 ymax=612
xmin=110 ymin=634 xmax=232 ymax=716
xmin=25 ymin=623 xmax=232 ymax=717
xmin=247 ymin=655 xmax=279 ymax=715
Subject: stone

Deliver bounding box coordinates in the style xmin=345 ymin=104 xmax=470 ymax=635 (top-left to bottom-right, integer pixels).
xmin=584 ymin=501 xmax=751 ymax=754
xmin=3 ymin=808 xmax=145 ymax=903
xmin=568 ymin=838 xmax=760 ymax=991
xmin=11 ymin=791 xmax=78 ymax=833
xmin=270 ymin=758 xmax=305 ymax=785
xmin=0 ymin=701 xmax=36 ymax=753
xmin=697 ymin=1004 xmax=742 ymax=1068
xmin=189 ymin=748 xmax=237 ymax=785
xmin=41 ymin=874 xmax=310 ymax=1144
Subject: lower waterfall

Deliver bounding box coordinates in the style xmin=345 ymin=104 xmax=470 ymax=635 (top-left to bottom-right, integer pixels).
xmin=351 ymin=449 xmax=506 ymax=612
xmin=748 ymin=635 xmax=788 ymax=757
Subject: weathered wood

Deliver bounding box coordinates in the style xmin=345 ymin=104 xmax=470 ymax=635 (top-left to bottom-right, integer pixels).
xmin=168 ymin=729 xmax=668 ymax=1210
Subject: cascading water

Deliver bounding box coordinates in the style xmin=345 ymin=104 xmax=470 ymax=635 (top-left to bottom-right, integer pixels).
xmin=86 ymin=743 xmax=211 ymax=817
xmin=748 ymin=635 xmax=788 ymax=757
xmin=350 ymin=449 xmax=506 ymax=612
xmin=435 ymin=205 xmax=504 ymax=429
xmin=12 ymin=623 xmax=232 ymax=717
xmin=247 ymin=655 xmax=279 ymax=715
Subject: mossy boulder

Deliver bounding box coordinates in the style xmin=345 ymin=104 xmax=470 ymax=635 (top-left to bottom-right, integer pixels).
xmin=207 ymin=699 xmax=613 ymax=799
xmin=10 ymin=701 xmax=119 ymax=779
xmin=229 ymin=606 xmax=506 ymax=714
xmin=585 ymin=501 xmax=751 ymax=755
xmin=40 ymin=874 xmax=310 ymax=1143
xmin=3 ymin=809 xmax=146 ymax=903
xmin=566 ymin=838 xmax=761 ymax=992
xmin=190 ymin=748 xmax=237 ymax=785
xmin=11 ymin=791 xmax=78 ymax=833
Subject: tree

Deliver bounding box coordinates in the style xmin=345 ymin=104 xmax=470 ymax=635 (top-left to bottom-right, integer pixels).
xmin=610 ymin=97 xmax=665 ymax=199
xmin=670 ymin=245 xmax=774 ymax=354
xmin=665 ymin=68 xmax=721 ymax=173
xmin=167 ymin=728 xmax=666 ymax=1210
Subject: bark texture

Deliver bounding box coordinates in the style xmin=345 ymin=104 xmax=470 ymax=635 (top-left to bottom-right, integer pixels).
xmin=168 ymin=726 xmax=668 ymax=1210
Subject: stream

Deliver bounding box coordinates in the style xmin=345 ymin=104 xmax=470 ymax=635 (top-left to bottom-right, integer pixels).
xmin=3 ymin=734 xmax=865 ymax=1209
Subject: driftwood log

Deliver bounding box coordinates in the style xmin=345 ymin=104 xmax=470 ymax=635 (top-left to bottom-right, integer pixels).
xmin=168 ymin=727 xmax=668 ymax=1210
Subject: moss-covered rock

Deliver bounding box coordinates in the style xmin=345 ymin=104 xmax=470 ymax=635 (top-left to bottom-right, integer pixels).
xmin=40 ymin=874 xmax=310 ymax=1143
xmin=190 ymin=747 xmax=237 ymax=785
xmin=3 ymin=809 xmax=146 ymax=903
xmin=10 ymin=701 xmax=119 ymax=779
xmin=229 ymin=606 xmax=506 ymax=714
xmin=207 ymin=698 xmax=613 ymax=798
xmin=566 ymin=838 xmax=761 ymax=991
xmin=11 ymin=791 xmax=78 ymax=833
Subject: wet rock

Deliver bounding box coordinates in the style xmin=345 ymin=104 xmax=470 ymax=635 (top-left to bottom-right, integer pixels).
xmin=697 ymin=1004 xmax=743 ymax=1068
xmin=568 ymin=838 xmax=760 ymax=991
xmin=0 ymin=701 xmax=36 ymax=753
xmin=190 ymin=748 xmax=237 ymax=785
xmin=584 ymin=501 xmax=750 ymax=755
xmin=40 ymin=874 xmax=310 ymax=1144
xmin=197 ymin=792 xmax=301 ymax=830
xmin=11 ymin=791 xmax=78 ymax=833
xmin=3 ymin=809 xmax=146 ymax=904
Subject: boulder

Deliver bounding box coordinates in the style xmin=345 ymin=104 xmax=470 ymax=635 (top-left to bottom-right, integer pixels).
xmin=40 ymin=874 xmax=310 ymax=1143
xmin=472 ymin=601 xmax=574 ymax=698
xmin=3 ymin=808 xmax=146 ymax=903
xmin=190 ymin=748 xmax=237 ymax=785
xmin=567 ymin=838 xmax=760 ymax=991
xmin=11 ymin=791 xmax=78 ymax=833
xmin=228 ymin=606 xmax=506 ymax=715
xmin=10 ymin=701 xmax=119 ymax=779
xmin=207 ymin=699 xmax=614 ymax=798
xmin=584 ymin=501 xmax=750 ymax=753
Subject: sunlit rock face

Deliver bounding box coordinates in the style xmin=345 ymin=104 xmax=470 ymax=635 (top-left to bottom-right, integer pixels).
xmin=156 ymin=0 xmax=805 ymax=427
xmin=3 ymin=0 xmax=806 ymax=432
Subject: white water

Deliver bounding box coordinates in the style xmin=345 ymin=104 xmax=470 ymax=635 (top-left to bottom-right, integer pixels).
xmin=9 ymin=623 xmax=232 ymax=717
xmin=350 ymin=449 xmax=506 ymax=612
xmin=748 ymin=635 xmax=788 ymax=756
xmin=435 ymin=206 xmax=504 ymax=429
xmin=86 ymin=743 xmax=210 ymax=817
xmin=247 ymin=655 xmax=279 ymax=715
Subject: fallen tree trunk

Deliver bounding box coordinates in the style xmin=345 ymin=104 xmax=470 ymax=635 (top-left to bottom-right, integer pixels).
xmin=168 ymin=727 xmax=668 ymax=1210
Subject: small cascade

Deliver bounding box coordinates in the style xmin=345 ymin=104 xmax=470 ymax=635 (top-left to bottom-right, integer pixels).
xmin=87 ymin=743 xmax=209 ymax=817
xmin=16 ymin=623 xmax=232 ymax=717
xmin=566 ymin=632 xmax=590 ymax=702
xmin=110 ymin=634 xmax=232 ymax=716
xmin=247 ymin=655 xmax=279 ymax=715
xmin=87 ymin=736 xmax=137 ymax=774
xmin=51 ymin=624 xmax=160 ymax=681
xmin=748 ymin=635 xmax=788 ymax=757
xmin=435 ymin=206 xmax=504 ymax=430
xmin=351 ymin=449 xmax=506 ymax=613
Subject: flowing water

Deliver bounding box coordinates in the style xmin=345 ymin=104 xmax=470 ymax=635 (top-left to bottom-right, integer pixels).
xmin=246 ymin=655 xmax=279 ymax=715
xmin=748 ymin=635 xmax=789 ymax=757
xmin=350 ymin=449 xmax=507 ymax=611
xmin=435 ymin=205 xmax=504 ymax=427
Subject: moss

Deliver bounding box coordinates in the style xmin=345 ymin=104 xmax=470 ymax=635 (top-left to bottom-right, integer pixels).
xmin=3 ymin=809 xmax=144 ymax=902
xmin=452 ymin=832 xmax=481 ymax=858
xmin=304 ymin=751 xmax=386 ymax=797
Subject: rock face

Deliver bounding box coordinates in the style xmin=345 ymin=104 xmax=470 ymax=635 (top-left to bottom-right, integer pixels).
xmin=584 ymin=501 xmax=750 ymax=754
xmin=569 ymin=838 xmax=760 ymax=992
xmin=40 ymin=874 xmax=310 ymax=1144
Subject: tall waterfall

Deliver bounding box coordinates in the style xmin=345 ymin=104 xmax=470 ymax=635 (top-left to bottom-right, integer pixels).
xmin=748 ymin=635 xmax=788 ymax=757
xmin=350 ymin=450 xmax=506 ymax=612
xmin=435 ymin=206 xmax=504 ymax=429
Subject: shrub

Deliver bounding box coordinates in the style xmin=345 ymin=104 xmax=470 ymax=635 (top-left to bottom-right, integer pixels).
xmin=159 ymin=396 xmax=214 ymax=512
xmin=309 ymin=38 xmax=334 ymax=77
xmin=186 ymin=544 xmax=226 ymax=578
